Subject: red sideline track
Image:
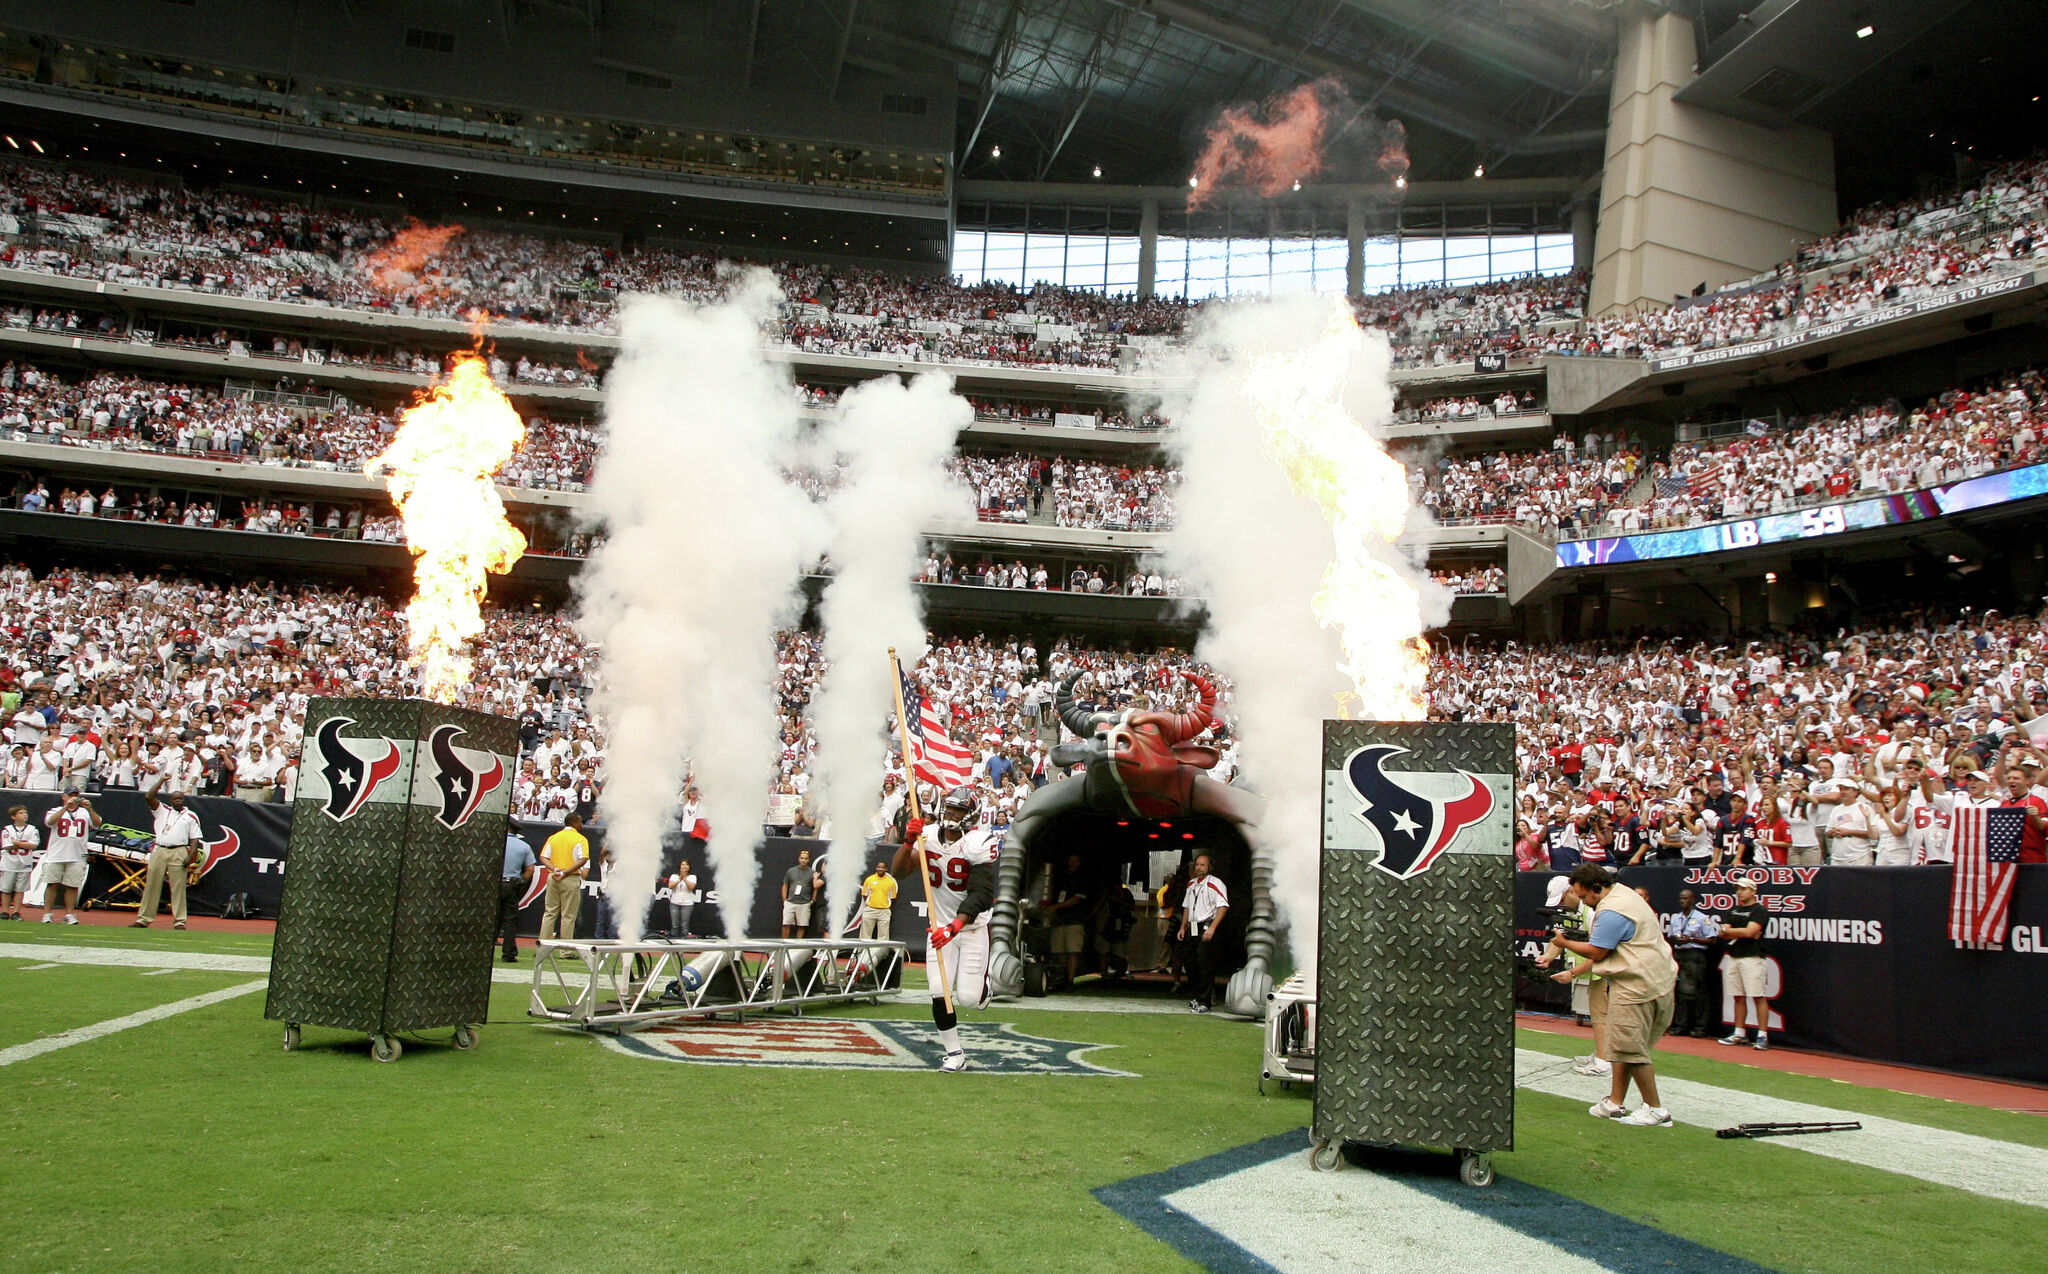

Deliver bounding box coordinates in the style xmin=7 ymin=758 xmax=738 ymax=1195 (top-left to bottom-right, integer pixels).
xmin=1520 ymin=1011 xmax=2048 ymax=1117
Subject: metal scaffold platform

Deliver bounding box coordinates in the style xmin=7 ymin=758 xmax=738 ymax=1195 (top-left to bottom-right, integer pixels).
xmin=528 ymin=937 xmax=908 ymax=1029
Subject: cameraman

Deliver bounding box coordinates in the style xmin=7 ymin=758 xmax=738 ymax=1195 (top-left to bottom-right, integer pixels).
xmin=1541 ymin=875 xmax=1608 ymax=1077
xmin=1538 ymin=865 xmax=1678 ymax=1128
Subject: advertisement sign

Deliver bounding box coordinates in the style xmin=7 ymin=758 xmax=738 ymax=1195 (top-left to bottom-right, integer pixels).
xmin=1647 ymin=270 xmax=2041 ymax=373
xmin=1516 ymin=865 xmax=2048 ymax=1084
xmin=1557 ymin=461 xmax=2048 ymax=568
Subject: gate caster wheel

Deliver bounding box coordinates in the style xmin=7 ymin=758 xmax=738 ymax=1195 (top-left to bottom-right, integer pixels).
xmin=451 ymin=1024 xmax=478 ymax=1051
xmin=1309 ymin=1138 xmax=1343 ymax=1172
xmin=370 ymin=1034 xmax=402 ymax=1063
xmin=1457 ymin=1152 xmax=1495 ymax=1188
xmin=282 ymin=1024 xmax=301 ymax=1052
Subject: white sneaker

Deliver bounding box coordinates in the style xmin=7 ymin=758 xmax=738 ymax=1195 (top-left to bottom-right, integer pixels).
xmin=41 ymin=913 xmax=54 ymax=923
xmin=1572 ymin=1058 xmax=1613 ymax=1076
xmin=1619 ymin=1106 xmax=1673 ymax=1127
xmin=64 ymin=914 xmax=79 ymax=925
xmin=1588 ymin=1098 xmax=1628 ymax=1119
xmin=939 ymin=1050 xmax=969 ymax=1073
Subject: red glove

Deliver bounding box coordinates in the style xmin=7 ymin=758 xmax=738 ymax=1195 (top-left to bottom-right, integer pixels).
xmin=902 ymin=817 xmax=925 ymax=843
xmin=928 ymin=918 xmax=965 ymax=950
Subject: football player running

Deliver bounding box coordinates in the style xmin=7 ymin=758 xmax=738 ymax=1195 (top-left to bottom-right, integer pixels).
xmin=891 ymin=787 xmax=998 ymax=1072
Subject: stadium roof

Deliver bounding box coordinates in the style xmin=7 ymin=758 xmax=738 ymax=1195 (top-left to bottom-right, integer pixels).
xmin=825 ymin=0 xmax=1621 ymax=185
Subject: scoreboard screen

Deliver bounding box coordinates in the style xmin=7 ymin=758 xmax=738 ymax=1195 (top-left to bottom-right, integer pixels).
xmin=1557 ymin=462 xmax=2048 ymax=569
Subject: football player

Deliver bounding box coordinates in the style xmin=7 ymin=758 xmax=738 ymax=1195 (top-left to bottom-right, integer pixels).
xmin=891 ymin=787 xmax=998 ymax=1072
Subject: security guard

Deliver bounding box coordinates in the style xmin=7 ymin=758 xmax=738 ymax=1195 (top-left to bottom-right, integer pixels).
xmin=500 ymin=828 xmax=537 ymax=962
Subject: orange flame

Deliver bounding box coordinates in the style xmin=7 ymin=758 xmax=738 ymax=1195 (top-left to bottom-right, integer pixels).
xmin=362 ymin=218 xmax=465 ymax=292
xmin=1188 ymin=79 xmax=1331 ymax=210
xmin=367 ymin=352 xmax=527 ymax=702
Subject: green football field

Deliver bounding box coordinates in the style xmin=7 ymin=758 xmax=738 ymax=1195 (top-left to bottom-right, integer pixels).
xmin=4 ymin=926 xmax=2044 ymax=1274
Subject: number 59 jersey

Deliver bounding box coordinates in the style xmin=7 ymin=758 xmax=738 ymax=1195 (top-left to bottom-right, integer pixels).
xmin=915 ymin=826 xmax=1000 ymax=928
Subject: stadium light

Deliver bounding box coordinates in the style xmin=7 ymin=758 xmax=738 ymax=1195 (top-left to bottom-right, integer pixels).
xmin=2 ymin=137 xmax=14 ymax=149
xmin=990 ymin=144 xmax=1000 ymax=158
xmin=1472 ymin=164 xmax=1484 ymax=178
xmin=1189 ymin=176 xmax=1199 ymax=189
xmin=1856 ymin=24 xmax=1874 ymax=38
xmin=1765 ymin=572 xmax=1778 ymax=583
xmin=1092 ymin=165 xmax=1101 ymax=178
xmin=1395 ymin=174 xmax=1406 ymax=188
xmin=28 ymin=139 xmax=42 ymax=153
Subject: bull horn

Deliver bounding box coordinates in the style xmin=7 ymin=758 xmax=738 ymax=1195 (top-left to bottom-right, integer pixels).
xmin=1056 ymin=673 xmax=1105 ymax=739
xmin=1160 ymin=672 xmax=1217 ymax=743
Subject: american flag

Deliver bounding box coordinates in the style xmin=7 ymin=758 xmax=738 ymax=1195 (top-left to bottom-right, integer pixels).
xmin=1949 ymin=804 xmax=2024 ymax=949
xmin=1687 ymin=457 xmax=1726 ymax=498
xmin=1654 ymin=473 xmax=1689 ymax=498
xmin=899 ymin=668 xmax=974 ymax=789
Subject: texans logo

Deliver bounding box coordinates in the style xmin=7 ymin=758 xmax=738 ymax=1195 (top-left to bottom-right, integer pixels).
xmin=428 ymin=724 xmax=506 ymax=830
xmin=314 ymin=716 xmax=403 ymax=822
xmin=519 ymin=864 xmax=552 ymax=910
xmin=1343 ymin=744 xmax=1495 ymax=880
xmin=192 ymin=827 xmax=239 ymax=878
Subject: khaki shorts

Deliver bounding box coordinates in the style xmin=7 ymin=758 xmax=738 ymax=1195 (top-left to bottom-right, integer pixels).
xmin=1586 ymin=978 xmax=1609 ymax=1026
xmin=40 ymin=859 xmax=87 ymax=890
xmin=781 ymin=902 xmax=812 ymax=927
xmin=1605 ymin=992 xmax=1675 ymax=1064
xmin=1726 ymin=955 xmax=1770 ymax=997
xmin=1050 ymin=924 xmax=1085 ymax=954
xmin=0 ymin=866 xmax=30 ymax=893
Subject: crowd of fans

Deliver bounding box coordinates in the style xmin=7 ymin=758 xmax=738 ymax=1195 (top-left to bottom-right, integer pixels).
xmin=1429 ymin=605 xmax=2048 ymax=869
xmin=2 ymin=159 xmax=1589 ymax=369
xmin=8 ymin=151 xmax=2048 ymax=377
xmin=1548 ymin=155 xmax=2048 ymax=359
xmin=0 ymin=551 xmax=2036 ymax=875
xmin=1411 ymin=364 xmax=2048 ymax=538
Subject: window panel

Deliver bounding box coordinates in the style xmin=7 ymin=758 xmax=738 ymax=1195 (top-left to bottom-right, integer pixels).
xmin=1536 ymin=233 xmax=1575 ymax=274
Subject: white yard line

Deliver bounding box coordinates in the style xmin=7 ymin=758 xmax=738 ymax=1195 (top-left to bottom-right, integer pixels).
xmin=0 ymin=942 xmax=270 ymax=973
xmin=1516 ymin=1048 xmax=2048 ymax=1209
xmin=16 ymin=962 xmax=58 ymax=970
xmin=0 ymin=980 xmax=268 ymax=1068
xmin=1167 ymin=1150 xmax=1617 ymax=1274
xmin=141 ymin=968 xmax=185 ymax=976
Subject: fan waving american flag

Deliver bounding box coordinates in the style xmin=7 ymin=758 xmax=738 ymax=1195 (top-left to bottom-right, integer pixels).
xmin=899 ymin=669 xmax=975 ymax=788
xmin=1949 ymin=805 xmax=2025 ymax=949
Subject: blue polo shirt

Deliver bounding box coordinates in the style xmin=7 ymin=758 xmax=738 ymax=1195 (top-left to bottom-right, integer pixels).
xmin=1589 ymin=908 xmax=1638 ymax=950
xmin=503 ymin=833 xmax=536 ymax=880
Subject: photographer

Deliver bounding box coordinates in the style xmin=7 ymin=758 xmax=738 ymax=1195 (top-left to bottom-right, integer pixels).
xmin=1540 ymin=875 xmax=1609 ymax=1076
xmin=1538 ymin=865 xmax=1678 ymax=1128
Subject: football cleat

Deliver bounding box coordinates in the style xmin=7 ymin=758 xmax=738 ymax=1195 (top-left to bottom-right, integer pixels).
xmin=939 ymin=1050 xmax=969 ymax=1073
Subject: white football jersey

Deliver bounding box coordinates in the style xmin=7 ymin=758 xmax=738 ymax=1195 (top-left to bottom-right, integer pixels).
xmin=914 ymin=826 xmax=999 ymax=928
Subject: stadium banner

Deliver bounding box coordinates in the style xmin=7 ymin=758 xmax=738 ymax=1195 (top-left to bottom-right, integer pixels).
xmin=1515 ymin=865 xmax=2048 ymax=1084
xmin=1646 ymin=269 xmax=2042 ymax=373
xmin=1556 ymin=461 xmax=2048 ymax=568
xmin=60 ymin=802 xmax=875 ymax=947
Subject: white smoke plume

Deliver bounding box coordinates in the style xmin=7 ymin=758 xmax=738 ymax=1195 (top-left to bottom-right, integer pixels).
xmin=577 ymin=271 xmax=826 ymax=940
xmin=1162 ymin=293 xmax=1446 ymax=978
xmin=810 ymin=374 xmax=974 ymax=928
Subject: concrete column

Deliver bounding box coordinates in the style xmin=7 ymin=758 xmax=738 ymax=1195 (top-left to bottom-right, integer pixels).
xmin=1571 ymin=203 xmax=1595 ymax=271
xmin=1346 ymin=197 xmax=1366 ymax=298
xmin=1589 ymin=10 xmax=1837 ymax=315
xmin=1137 ymin=198 xmax=1158 ymax=300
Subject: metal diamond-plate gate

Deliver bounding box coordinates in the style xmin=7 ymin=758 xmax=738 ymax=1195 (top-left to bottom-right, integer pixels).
xmin=266 ymin=699 xmax=518 ymax=1042
xmin=1314 ymin=721 xmax=1516 ymax=1155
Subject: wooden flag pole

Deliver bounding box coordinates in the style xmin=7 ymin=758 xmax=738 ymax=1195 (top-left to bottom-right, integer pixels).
xmin=888 ymin=647 xmax=954 ymax=1014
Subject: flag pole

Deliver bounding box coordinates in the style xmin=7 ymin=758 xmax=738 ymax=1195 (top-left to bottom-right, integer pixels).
xmin=889 ymin=647 xmax=954 ymax=1014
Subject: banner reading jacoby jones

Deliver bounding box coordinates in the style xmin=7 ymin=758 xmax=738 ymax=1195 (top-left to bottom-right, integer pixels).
xmin=1513 ymin=864 xmax=2048 ymax=1086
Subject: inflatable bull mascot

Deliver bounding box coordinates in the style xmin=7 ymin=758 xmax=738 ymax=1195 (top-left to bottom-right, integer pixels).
xmin=986 ymin=671 xmax=1275 ymax=1015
